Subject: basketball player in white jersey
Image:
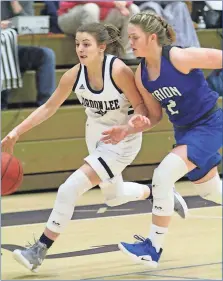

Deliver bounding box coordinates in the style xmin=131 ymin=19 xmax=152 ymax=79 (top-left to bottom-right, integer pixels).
xmin=2 ymin=23 xmax=187 ymax=273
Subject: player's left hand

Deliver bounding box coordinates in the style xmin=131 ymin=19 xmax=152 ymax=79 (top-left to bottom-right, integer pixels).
xmin=101 ymin=125 xmax=129 ymax=145
xmin=128 ymin=114 xmax=151 ymax=129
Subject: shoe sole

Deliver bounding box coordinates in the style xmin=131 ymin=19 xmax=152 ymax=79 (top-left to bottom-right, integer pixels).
xmin=118 ymin=243 xmax=158 ymax=268
xmin=13 ymin=250 xmax=39 ymax=273
xmin=174 ymin=191 xmax=189 ymax=219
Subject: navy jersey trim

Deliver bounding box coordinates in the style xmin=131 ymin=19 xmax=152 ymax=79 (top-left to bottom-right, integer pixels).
xmin=162 ymin=46 xmax=183 ymax=61
xmin=84 ymin=55 xmax=107 ymax=94
xmin=72 ymin=64 xmax=82 ymax=92
xmin=162 ymin=46 xmax=172 ymax=61
xmin=98 ymin=157 xmax=114 ymax=178
xmin=109 ymin=56 xmax=123 ymax=94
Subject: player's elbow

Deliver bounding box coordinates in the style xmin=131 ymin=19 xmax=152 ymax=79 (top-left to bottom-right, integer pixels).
xmin=150 ymin=111 xmax=163 ymax=126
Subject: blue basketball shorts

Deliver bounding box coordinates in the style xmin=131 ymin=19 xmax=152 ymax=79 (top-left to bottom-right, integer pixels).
xmin=174 ymin=108 xmax=222 ymax=181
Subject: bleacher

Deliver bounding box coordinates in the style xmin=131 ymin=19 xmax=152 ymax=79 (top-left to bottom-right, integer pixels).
xmin=2 ymin=3 xmax=222 ymax=192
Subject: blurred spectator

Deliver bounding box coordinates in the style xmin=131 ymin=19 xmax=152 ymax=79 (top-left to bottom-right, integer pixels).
xmin=40 ymin=1 xmax=62 ymax=33
xmin=57 ymin=2 xmax=100 ymax=35
xmin=1 ymin=0 xmax=34 ymax=19
xmin=136 ymin=1 xmax=200 ymax=48
xmin=100 ymin=1 xmax=140 ymax=61
xmin=206 ymin=69 xmax=223 ymax=97
xmin=191 ymin=1 xmax=222 ymax=28
xmin=1 ymin=1 xmax=56 ymax=109
xmin=57 ymin=1 xmax=139 ymax=61
xmin=1 ymin=28 xmax=23 ymax=110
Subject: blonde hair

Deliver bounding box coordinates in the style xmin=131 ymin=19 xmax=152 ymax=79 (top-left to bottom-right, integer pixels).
xmin=77 ymin=22 xmax=125 ymax=56
xmin=130 ymin=11 xmax=176 ymax=46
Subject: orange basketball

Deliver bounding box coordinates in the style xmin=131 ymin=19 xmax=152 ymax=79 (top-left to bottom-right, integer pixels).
xmin=1 ymin=152 xmax=23 ymax=196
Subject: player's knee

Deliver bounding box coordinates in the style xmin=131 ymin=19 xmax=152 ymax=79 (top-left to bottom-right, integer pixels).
xmin=152 ymin=153 xmax=188 ymax=216
xmin=194 ymin=173 xmax=222 ymax=204
xmin=101 ymin=181 xmax=130 ymax=207
xmin=46 ymin=170 xmax=93 ymax=233
xmin=101 ymin=181 xmax=145 ymax=207
xmin=56 ymin=169 xmax=93 ymax=206
xmin=152 ymin=167 xmax=171 ymax=197
xmin=152 ymin=153 xmax=188 ymax=199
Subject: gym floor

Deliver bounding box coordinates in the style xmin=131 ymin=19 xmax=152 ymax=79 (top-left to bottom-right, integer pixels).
xmin=1 ymin=180 xmax=222 ymax=280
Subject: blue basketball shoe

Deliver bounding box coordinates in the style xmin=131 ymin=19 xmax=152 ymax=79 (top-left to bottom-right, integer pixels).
xmin=118 ymin=235 xmax=162 ymax=267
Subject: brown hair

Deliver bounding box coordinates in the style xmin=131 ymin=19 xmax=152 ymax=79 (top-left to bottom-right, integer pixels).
xmin=130 ymin=11 xmax=176 ymax=46
xmin=76 ymin=22 xmax=125 ymax=56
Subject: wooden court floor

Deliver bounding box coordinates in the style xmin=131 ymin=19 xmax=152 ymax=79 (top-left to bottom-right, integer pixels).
xmin=1 ymin=181 xmax=222 ymax=280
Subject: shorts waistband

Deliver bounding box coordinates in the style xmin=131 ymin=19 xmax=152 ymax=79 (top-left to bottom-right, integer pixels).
xmin=174 ymin=103 xmax=219 ymax=129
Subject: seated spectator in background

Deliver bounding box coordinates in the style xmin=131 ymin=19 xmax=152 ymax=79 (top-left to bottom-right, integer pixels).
xmin=57 ymin=1 xmax=139 ymax=61
xmin=40 ymin=1 xmax=62 ymax=33
xmin=1 ymin=1 xmax=56 ymax=109
xmin=57 ymin=1 xmax=99 ymax=35
xmin=1 ymin=27 xmax=23 ymax=110
xmin=206 ymin=69 xmax=223 ymax=97
xmin=135 ymin=1 xmax=200 ymax=48
xmin=1 ymin=0 xmax=34 ymax=19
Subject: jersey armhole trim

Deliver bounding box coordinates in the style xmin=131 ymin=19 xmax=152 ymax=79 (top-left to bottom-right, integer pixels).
xmin=72 ymin=64 xmax=82 ymax=92
xmin=162 ymin=45 xmax=183 ymax=61
xmin=109 ymin=57 xmax=123 ymax=94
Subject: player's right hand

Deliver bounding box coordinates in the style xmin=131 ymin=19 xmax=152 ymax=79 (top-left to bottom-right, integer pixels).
xmin=1 ymin=131 xmax=19 ymax=154
xmin=128 ymin=114 xmax=151 ymax=129
xmin=101 ymin=125 xmax=129 ymax=145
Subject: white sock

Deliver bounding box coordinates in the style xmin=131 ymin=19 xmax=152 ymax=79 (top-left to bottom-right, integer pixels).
xmin=148 ymin=224 xmax=168 ymax=252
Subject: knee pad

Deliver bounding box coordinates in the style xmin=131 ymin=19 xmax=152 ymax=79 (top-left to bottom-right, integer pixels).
xmin=46 ymin=169 xmax=92 ymax=233
xmin=194 ymin=173 xmax=222 ymax=205
xmin=100 ymin=177 xmax=145 ymax=207
xmin=152 ymin=153 xmax=188 ymax=216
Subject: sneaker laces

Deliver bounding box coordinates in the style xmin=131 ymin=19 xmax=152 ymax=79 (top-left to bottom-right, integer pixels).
xmin=25 ymin=234 xmax=47 ymax=256
xmin=25 ymin=234 xmax=38 ymax=249
xmin=133 ymin=234 xmax=147 ymax=244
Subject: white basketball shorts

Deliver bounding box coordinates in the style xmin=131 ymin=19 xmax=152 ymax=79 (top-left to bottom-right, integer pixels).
xmin=84 ymin=121 xmax=142 ymax=182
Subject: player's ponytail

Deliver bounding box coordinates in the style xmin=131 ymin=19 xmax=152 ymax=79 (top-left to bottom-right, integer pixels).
xmin=104 ymin=24 xmax=125 ymax=57
xmin=77 ymin=22 xmax=125 ymax=57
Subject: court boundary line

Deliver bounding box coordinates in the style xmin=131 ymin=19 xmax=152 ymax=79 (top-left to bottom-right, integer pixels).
xmin=81 ymin=261 xmax=222 ymax=280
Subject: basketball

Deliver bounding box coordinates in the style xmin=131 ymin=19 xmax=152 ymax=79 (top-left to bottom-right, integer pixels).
xmin=1 ymin=152 xmax=23 ymax=196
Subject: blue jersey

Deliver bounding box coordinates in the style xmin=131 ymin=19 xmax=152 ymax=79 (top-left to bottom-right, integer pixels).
xmin=141 ymin=46 xmax=219 ymax=126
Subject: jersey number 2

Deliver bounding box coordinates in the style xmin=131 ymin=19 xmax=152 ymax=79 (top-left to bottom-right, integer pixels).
xmin=167 ymin=100 xmax=179 ymax=115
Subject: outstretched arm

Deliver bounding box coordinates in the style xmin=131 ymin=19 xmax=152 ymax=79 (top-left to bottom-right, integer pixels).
xmin=1 ymin=65 xmax=79 ymax=153
xmin=171 ymin=47 xmax=222 ymax=73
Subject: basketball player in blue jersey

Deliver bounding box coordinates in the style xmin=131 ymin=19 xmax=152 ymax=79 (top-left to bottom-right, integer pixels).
xmin=1 ymin=22 xmax=187 ymax=273
xmin=101 ymin=12 xmax=222 ymax=267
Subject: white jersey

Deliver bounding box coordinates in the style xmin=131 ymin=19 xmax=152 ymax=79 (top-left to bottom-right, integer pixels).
xmin=73 ymin=54 xmax=133 ymax=127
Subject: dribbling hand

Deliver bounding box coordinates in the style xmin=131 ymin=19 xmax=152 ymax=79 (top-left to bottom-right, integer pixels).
xmin=1 ymin=131 xmax=19 ymax=154
xmin=101 ymin=125 xmax=129 ymax=145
